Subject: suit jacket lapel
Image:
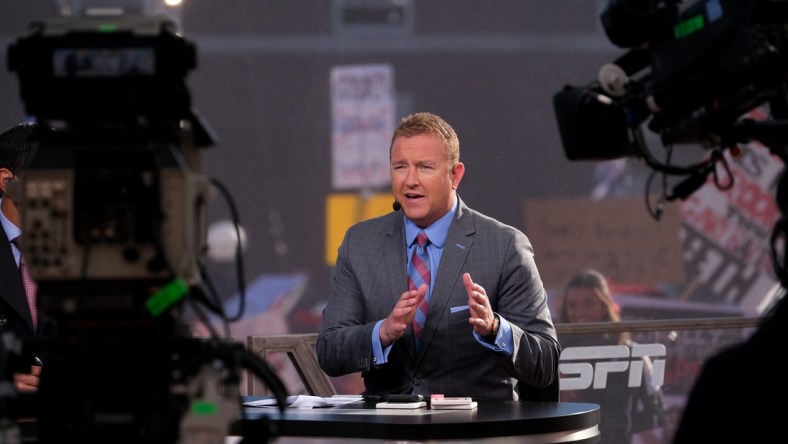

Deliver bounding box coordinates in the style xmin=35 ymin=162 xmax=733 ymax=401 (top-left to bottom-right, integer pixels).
xmin=384 ymin=212 xmax=409 ymax=304
xmin=418 ymin=198 xmax=475 ymax=358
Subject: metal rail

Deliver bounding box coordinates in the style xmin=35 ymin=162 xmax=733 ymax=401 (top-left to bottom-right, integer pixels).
xmin=555 ymin=316 xmax=763 ymax=335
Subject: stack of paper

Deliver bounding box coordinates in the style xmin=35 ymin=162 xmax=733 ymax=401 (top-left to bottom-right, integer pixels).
xmin=430 ymin=397 xmax=477 ymax=410
xmin=244 ymin=395 xmax=364 ymax=409
xmin=376 ymin=401 xmax=427 ymax=409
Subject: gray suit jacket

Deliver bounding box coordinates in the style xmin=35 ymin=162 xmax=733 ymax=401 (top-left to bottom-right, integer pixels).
xmin=317 ymin=197 xmax=560 ymax=400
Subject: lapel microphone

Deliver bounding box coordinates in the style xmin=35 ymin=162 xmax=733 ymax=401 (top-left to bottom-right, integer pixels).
xmin=392 ymin=201 xmax=401 ymax=211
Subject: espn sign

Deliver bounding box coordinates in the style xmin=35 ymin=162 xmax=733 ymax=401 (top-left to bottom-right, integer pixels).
xmin=559 ymin=344 xmax=666 ymax=390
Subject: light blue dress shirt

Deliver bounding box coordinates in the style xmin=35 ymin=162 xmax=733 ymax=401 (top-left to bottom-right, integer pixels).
xmin=0 ymin=197 xmax=23 ymax=267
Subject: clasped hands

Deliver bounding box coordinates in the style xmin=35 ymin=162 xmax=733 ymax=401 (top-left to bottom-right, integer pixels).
xmin=379 ymin=272 xmax=496 ymax=346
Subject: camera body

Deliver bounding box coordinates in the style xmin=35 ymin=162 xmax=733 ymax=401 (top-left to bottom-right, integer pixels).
xmin=8 ymin=14 xmax=195 ymax=127
xmin=554 ymin=0 xmax=788 ymax=161
xmin=6 ymin=14 xmax=216 ymax=443
xmin=8 ymin=14 xmax=212 ymax=320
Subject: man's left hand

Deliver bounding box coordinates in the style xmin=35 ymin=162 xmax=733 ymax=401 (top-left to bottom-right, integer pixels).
xmin=463 ymin=272 xmax=496 ymax=336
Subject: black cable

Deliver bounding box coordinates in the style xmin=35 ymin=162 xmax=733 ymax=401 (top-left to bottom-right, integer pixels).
xmin=630 ymin=126 xmax=714 ymax=176
xmin=175 ymin=340 xmax=288 ymax=412
xmin=644 ymin=168 xmax=664 ymax=221
xmin=186 ymin=291 xmax=222 ymax=339
xmin=661 ymin=143 xmax=674 ymax=196
xmin=208 ymin=177 xmax=247 ymax=323
xmin=192 ymin=266 xmax=233 ymax=338
xmin=237 ymin=348 xmax=289 ymax=406
xmin=192 ymin=268 xmax=225 ymax=316
xmin=710 ymin=149 xmax=734 ymax=191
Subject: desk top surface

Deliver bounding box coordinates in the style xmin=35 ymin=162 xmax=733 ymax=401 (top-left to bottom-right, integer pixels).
xmin=237 ymin=398 xmax=600 ymax=442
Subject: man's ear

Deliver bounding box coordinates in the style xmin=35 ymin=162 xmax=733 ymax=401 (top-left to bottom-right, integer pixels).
xmin=0 ymin=168 xmax=15 ymax=197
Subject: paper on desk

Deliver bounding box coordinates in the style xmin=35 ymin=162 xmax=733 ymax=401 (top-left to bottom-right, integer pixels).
xmin=244 ymin=395 xmax=363 ymax=409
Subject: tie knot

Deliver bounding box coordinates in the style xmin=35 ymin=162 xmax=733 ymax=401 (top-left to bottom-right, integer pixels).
xmin=416 ymin=230 xmax=429 ymax=247
xmin=11 ymin=236 xmax=21 ymax=249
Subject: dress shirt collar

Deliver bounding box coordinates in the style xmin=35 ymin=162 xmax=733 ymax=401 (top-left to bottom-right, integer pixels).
xmin=404 ymin=195 xmax=458 ymax=249
xmin=0 ymin=197 xmax=21 ymax=244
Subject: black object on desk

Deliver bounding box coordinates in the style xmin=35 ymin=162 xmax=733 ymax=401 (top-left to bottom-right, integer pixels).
xmin=235 ymin=397 xmax=600 ymax=443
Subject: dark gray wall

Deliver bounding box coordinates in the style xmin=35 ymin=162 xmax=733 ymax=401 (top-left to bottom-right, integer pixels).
xmin=0 ymin=0 xmax=655 ymax=328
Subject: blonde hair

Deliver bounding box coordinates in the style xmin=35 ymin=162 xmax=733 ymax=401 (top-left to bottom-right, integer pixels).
xmin=391 ymin=112 xmax=460 ymax=167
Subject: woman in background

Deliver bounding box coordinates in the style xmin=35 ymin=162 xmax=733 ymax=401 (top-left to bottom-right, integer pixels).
xmin=559 ymin=269 xmax=667 ymax=444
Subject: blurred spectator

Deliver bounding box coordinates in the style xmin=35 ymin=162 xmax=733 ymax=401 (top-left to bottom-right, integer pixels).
xmin=558 ymin=269 xmax=667 ymax=444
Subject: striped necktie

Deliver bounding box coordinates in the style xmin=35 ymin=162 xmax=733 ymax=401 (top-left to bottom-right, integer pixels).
xmin=12 ymin=237 xmax=37 ymax=330
xmin=409 ymin=230 xmax=430 ymax=349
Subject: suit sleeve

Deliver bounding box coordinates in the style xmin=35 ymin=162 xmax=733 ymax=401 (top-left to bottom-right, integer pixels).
xmin=316 ymin=227 xmax=378 ymax=377
xmin=494 ymin=228 xmax=561 ymax=388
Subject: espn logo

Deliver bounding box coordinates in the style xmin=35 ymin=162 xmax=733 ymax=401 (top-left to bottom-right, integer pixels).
xmin=559 ymin=344 xmax=666 ymax=390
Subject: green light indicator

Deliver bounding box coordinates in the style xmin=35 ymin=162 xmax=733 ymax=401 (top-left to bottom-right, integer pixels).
xmin=146 ymin=278 xmax=189 ymax=316
xmin=98 ymin=23 xmax=118 ymax=33
xmin=674 ymin=15 xmax=705 ymax=39
xmin=191 ymin=400 xmax=218 ymax=416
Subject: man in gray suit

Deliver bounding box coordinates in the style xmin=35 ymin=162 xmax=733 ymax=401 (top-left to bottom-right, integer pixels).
xmin=317 ymin=112 xmax=560 ymax=400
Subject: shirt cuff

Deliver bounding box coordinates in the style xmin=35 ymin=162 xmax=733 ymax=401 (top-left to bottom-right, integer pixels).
xmin=473 ymin=313 xmax=513 ymax=356
xmin=372 ymin=320 xmax=393 ymax=366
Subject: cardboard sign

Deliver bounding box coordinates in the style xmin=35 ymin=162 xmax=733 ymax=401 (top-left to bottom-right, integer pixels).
xmin=330 ymin=64 xmax=395 ymax=190
xmin=523 ymin=196 xmax=684 ymax=289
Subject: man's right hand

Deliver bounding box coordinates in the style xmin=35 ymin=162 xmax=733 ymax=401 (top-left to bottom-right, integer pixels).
xmin=379 ymin=284 xmax=427 ymax=347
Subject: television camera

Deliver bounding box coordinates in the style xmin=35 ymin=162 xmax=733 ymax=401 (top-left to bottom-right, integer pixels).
xmin=553 ymin=0 xmax=788 ymax=286
xmin=3 ymin=13 xmax=287 ymax=444
xmin=554 ymin=0 xmax=788 ymax=175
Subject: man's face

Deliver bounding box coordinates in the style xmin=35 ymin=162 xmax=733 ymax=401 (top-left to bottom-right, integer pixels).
xmin=390 ymin=133 xmax=464 ymax=228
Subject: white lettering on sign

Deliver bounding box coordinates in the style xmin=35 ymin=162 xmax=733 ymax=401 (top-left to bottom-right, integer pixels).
xmin=559 ymin=343 xmax=666 ymax=390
